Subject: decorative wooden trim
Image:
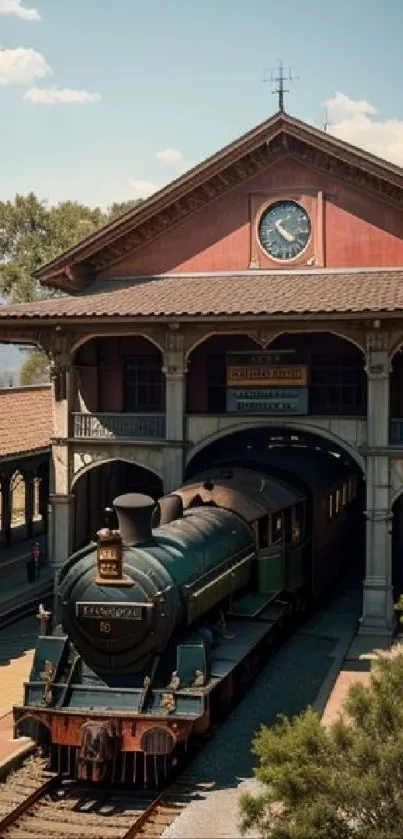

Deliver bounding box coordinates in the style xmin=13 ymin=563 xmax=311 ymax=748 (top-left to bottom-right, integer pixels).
xmin=315 ymin=190 xmax=325 ymax=268
xmin=88 ymin=140 xmax=286 ymax=275
xmin=33 ymin=111 xmax=403 ymax=290
xmin=288 ymin=136 xmax=403 ymax=208
xmin=88 ymin=138 xmax=403 ymax=278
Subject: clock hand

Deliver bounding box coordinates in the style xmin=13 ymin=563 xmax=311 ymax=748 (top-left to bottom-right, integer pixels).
xmin=274 ymin=219 xmax=295 ymax=243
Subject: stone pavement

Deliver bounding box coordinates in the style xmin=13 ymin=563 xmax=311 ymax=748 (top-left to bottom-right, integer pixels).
xmin=0 ymin=613 xmax=38 ymax=768
xmin=0 ymin=614 xmax=37 ymax=716
xmin=0 ymin=536 xmax=53 ymax=627
xmin=320 ymin=633 xmax=384 ymax=727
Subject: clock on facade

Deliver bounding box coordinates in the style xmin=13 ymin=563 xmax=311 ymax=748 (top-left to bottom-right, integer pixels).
xmin=258 ymin=200 xmax=311 ymax=261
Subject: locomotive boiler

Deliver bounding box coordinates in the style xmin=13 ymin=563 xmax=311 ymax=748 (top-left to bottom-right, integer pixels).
xmin=14 ymin=459 xmax=361 ymax=787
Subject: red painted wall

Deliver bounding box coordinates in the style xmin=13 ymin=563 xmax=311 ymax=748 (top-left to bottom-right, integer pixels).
xmin=99 ymin=156 xmax=403 ymax=279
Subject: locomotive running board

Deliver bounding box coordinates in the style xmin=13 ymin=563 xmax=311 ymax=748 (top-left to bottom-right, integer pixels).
xmin=227 ymin=590 xmax=280 ymax=618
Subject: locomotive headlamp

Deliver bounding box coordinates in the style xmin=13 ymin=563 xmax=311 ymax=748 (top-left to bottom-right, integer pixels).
xmin=95 ymin=508 xmax=133 ymax=587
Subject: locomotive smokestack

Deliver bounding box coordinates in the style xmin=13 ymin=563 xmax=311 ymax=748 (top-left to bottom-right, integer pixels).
xmin=154 ymin=494 xmax=183 ymax=527
xmin=113 ymin=493 xmax=155 ymax=547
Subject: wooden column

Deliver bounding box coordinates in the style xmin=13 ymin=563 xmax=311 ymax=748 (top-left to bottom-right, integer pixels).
xmin=25 ymin=474 xmax=34 ymax=540
xmin=360 ymin=330 xmax=394 ymax=637
xmin=163 ymin=330 xmax=187 ymax=493
xmin=1 ymin=476 xmax=11 ymax=547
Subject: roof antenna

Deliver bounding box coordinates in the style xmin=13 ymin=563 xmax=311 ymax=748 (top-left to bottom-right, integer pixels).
xmin=324 ymin=105 xmax=329 ymax=132
xmin=264 ymin=60 xmax=299 ymax=113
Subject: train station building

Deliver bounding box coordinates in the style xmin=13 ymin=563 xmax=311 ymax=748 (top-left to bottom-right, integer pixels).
xmin=1 ymin=109 xmax=403 ymax=638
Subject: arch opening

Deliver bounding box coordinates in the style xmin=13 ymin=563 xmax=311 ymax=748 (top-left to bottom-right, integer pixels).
xmin=390 ymin=348 xmax=403 ymax=445
xmin=73 ymin=336 xmax=165 ymax=417
xmin=185 ymin=424 xmax=365 ymax=598
xmin=392 ymin=493 xmax=403 ymax=597
xmin=186 ymin=331 xmax=366 ymax=418
xmin=72 ymin=458 xmax=163 ymax=550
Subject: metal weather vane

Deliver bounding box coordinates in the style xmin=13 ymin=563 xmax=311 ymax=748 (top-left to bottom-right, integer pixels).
xmin=264 ymin=60 xmax=299 ymax=112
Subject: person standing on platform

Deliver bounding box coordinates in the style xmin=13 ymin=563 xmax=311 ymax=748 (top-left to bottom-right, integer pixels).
xmin=32 ymin=540 xmax=41 ymax=579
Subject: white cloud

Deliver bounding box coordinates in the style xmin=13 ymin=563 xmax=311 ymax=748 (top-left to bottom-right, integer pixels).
xmin=324 ymin=92 xmax=403 ymax=167
xmin=128 ymin=178 xmax=160 ymax=198
xmin=0 ymin=47 xmax=51 ymax=85
xmin=0 ymin=0 xmax=39 ymax=20
xmin=156 ymin=147 xmax=182 ymax=164
xmin=24 ymin=87 xmax=101 ymax=104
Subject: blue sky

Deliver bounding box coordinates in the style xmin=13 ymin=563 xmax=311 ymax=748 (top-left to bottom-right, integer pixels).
xmin=1 ymin=0 xmax=402 ymax=209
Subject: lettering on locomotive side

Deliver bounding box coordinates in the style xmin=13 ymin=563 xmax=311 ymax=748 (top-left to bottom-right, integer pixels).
xmin=76 ymin=602 xmax=144 ymax=620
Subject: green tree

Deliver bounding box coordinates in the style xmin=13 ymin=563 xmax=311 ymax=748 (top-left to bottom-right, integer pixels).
xmin=0 ymin=194 xmax=142 ymax=304
xmin=107 ymin=198 xmax=142 ymax=221
xmin=239 ymin=645 xmax=403 ymax=839
xmin=19 ymin=348 xmax=50 ymax=386
xmin=0 ymin=194 xmax=105 ymax=302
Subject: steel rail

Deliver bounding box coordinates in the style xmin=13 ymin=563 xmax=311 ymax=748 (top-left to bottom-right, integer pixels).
xmin=0 ymin=774 xmax=59 ymax=836
xmin=123 ymin=783 xmax=186 ymax=839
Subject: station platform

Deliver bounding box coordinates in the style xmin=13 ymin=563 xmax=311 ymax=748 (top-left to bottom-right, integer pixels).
xmin=0 ymin=613 xmax=38 ymax=773
xmin=0 ymin=540 xmax=54 ymax=772
xmin=0 ymin=538 xmax=53 ymax=624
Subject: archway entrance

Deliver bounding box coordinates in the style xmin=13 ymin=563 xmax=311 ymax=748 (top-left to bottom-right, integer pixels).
xmin=72 ymin=460 xmax=163 ymax=550
xmin=186 ymin=425 xmax=365 ymax=595
xmin=186 ymin=425 xmax=363 ymax=479
xmin=392 ymin=494 xmax=403 ymax=596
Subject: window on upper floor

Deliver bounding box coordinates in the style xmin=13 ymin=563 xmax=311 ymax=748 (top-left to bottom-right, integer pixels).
xmin=310 ymin=354 xmax=366 ymax=416
xmin=124 ymin=357 xmax=165 ymax=412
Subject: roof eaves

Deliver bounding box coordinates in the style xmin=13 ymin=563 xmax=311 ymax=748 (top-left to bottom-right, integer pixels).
xmin=282 ymin=111 xmax=403 ymax=181
xmin=32 ymin=113 xmax=403 ymax=283
xmin=33 ymin=111 xmax=287 ymax=281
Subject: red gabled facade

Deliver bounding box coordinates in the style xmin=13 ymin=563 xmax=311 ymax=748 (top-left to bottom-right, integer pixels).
xmin=25 ymin=109 xmax=403 ymax=298
xmin=98 ymin=156 xmax=403 ymax=279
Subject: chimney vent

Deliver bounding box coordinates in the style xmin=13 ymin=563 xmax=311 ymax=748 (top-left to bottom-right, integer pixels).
xmin=113 ymin=493 xmax=155 ymax=547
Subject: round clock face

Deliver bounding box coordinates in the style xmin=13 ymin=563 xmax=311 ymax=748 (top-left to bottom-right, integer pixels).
xmin=258 ymin=200 xmax=311 ymax=261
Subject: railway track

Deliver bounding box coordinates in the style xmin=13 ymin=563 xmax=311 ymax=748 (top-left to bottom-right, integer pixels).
xmin=0 ymin=755 xmax=195 ymax=839
xmin=0 ymin=584 xmax=53 ymax=630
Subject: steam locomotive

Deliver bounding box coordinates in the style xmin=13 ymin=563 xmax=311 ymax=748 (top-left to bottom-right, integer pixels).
xmin=14 ymin=450 xmax=361 ymax=787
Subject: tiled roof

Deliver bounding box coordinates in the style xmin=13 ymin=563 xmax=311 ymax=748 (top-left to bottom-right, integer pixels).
xmin=0 ymin=270 xmax=403 ymax=319
xmin=0 ymin=385 xmax=52 ymax=458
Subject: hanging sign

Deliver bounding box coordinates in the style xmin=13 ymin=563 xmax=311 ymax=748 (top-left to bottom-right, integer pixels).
xmin=226 ymin=387 xmax=308 ymax=414
xmin=226 ymin=364 xmax=308 ymax=388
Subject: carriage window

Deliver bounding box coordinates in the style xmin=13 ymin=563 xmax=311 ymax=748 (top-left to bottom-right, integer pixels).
xmin=335 ymin=489 xmax=341 ymax=515
xmin=271 ymin=513 xmax=284 ymax=544
xmin=291 ymin=504 xmax=303 ymax=542
xmin=258 ymin=517 xmax=269 ymax=548
xmin=342 ymin=482 xmax=347 ymax=507
xmin=328 ymin=494 xmax=333 ymax=520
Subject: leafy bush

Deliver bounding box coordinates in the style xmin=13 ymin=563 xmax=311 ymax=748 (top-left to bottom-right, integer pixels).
xmin=240 ymin=645 xmax=403 ymax=839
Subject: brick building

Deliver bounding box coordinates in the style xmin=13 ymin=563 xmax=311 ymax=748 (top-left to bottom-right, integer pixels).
xmin=0 ymin=110 xmax=403 ymax=637
xmin=0 ymin=385 xmax=50 ymax=547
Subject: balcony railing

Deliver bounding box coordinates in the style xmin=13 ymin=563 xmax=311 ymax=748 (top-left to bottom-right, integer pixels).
xmin=390 ymin=419 xmax=403 ymax=445
xmin=72 ymin=412 xmax=166 ymax=440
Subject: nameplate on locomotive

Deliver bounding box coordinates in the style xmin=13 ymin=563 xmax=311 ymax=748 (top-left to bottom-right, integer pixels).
xmin=76 ymin=602 xmax=143 ymax=620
